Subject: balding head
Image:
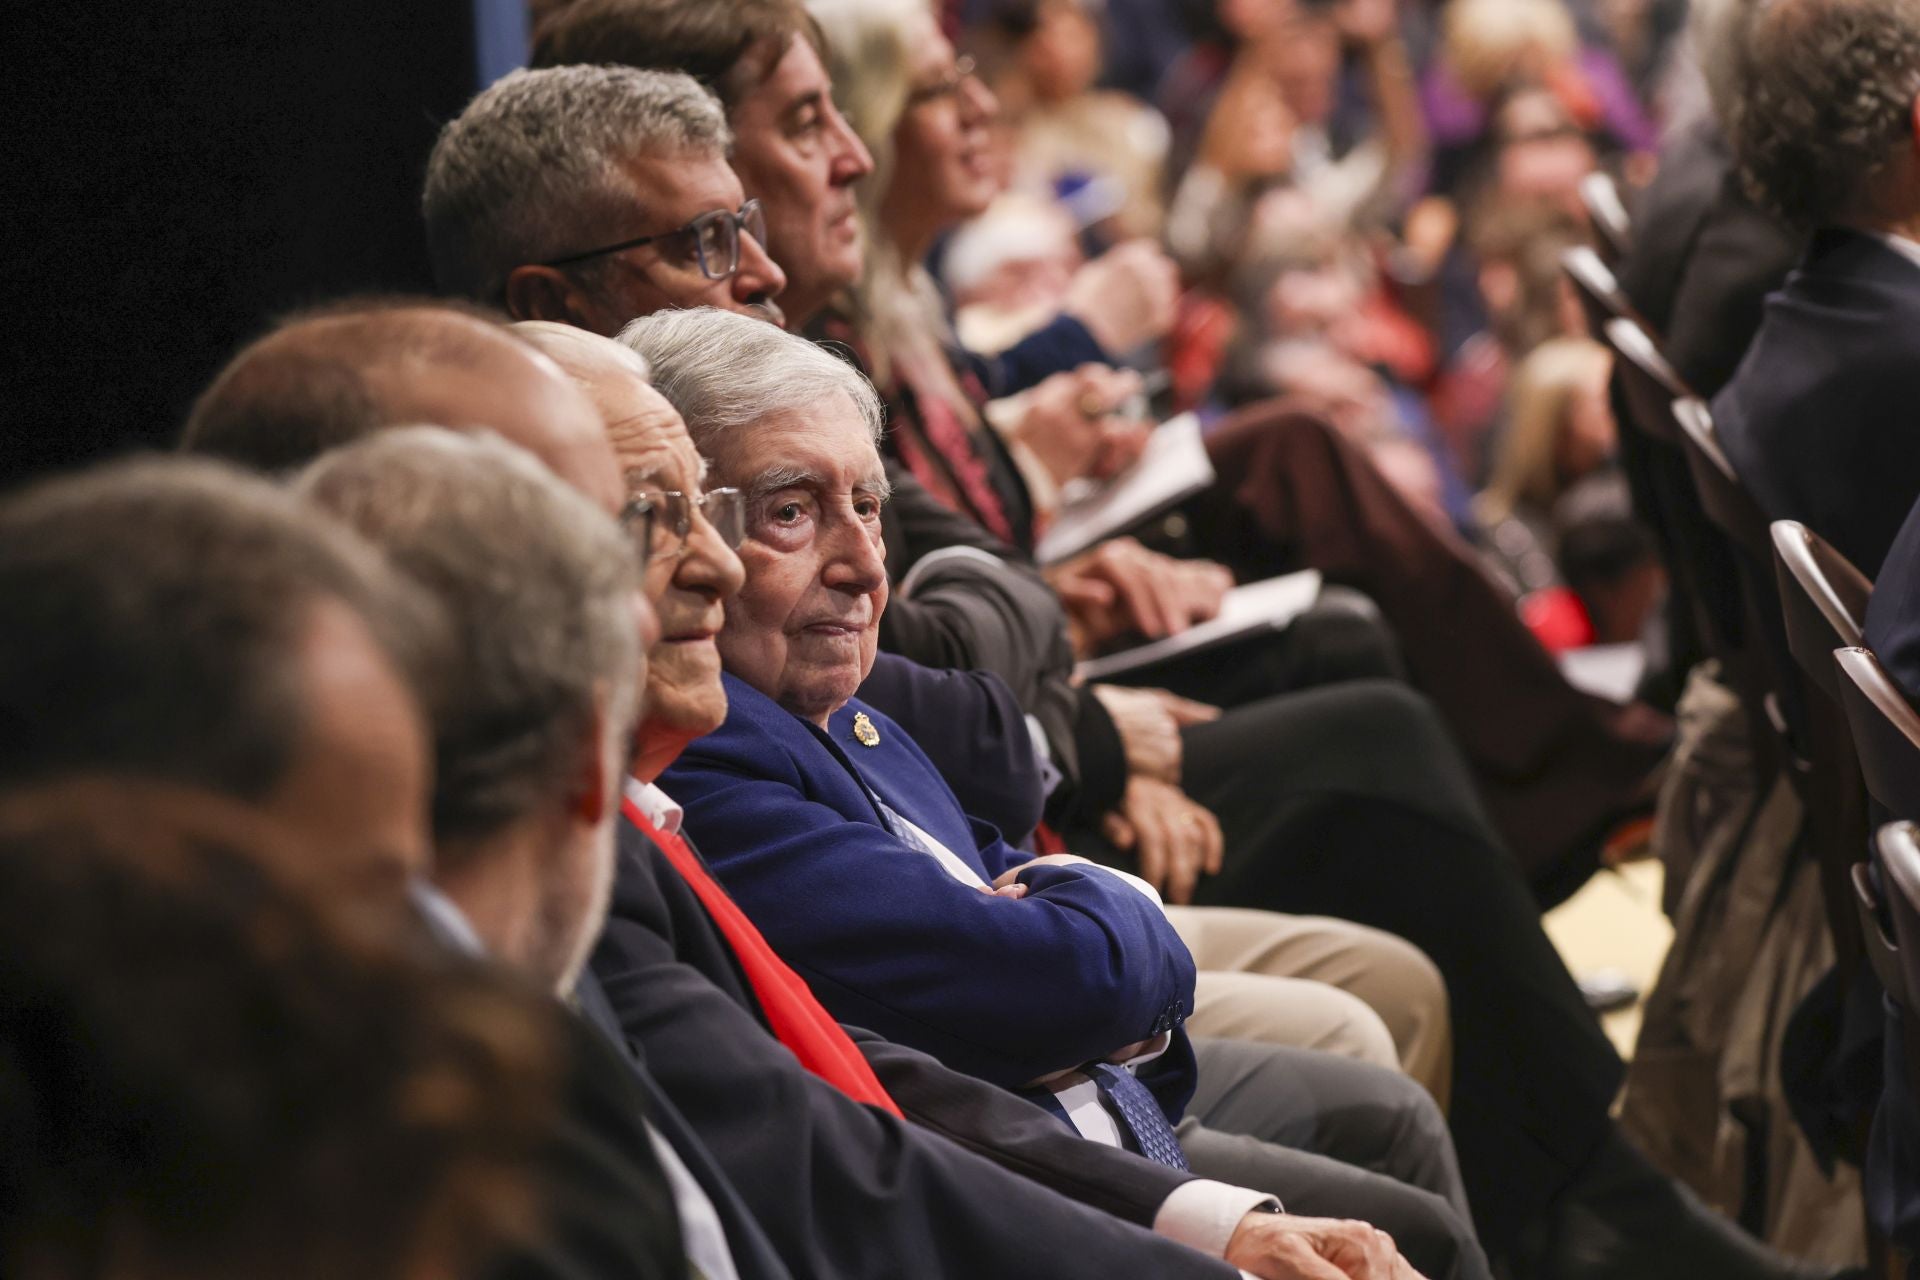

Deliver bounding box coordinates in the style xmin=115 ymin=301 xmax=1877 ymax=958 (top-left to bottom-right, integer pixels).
xmin=182 ymin=301 xmax=623 ymax=514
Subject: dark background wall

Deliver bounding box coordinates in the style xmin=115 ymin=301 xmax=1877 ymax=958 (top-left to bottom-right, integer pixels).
xmin=6 ymin=1 xmax=485 ymax=487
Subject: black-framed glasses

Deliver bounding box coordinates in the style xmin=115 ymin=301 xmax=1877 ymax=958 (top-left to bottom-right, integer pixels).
xmin=906 ymin=55 xmax=977 ymax=107
xmin=540 ymin=200 xmax=767 ymax=281
xmin=626 ymin=486 xmax=746 ymax=561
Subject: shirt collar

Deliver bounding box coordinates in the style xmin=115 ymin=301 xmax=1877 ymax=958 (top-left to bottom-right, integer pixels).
xmin=1866 ymin=230 xmax=1920 ymax=274
xmin=623 ymin=776 xmax=685 ymax=835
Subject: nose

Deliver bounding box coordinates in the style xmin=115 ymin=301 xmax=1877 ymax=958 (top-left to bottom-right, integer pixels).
xmin=734 ymin=230 xmax=787 ymax=305
xmin=820 ymin=509 xmax=886 ymax=596
xmin=959 ymin=72 xmax=998 ymax=124
xmin=676 ymin=508 xmax=747 ymax=603
xmin=825 ymin=102 xmax=875 ymax=183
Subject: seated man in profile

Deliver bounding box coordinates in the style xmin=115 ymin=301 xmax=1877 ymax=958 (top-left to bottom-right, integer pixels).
xmin=0 ymin=453 xmax=684 ymax=1280
xmin=1709 ymin=0 xmax=1920 ymax=576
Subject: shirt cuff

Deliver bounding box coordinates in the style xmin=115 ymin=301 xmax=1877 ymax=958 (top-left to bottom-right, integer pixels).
xmin=1153 ymin=1180 xmax=1283 ymax=1259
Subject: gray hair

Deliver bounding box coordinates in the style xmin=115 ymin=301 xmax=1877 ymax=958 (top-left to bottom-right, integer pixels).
xmin=0 ymin=456 xmax=444 ymax=803
xmin=423 ymin=65 xmax=732 ymax=303
xmin=615 ymin=307 xmax=885 ymax=456
xmin=295 ymin=428 xmax=643 ymax=855
xmin=1736 ymin=0 xmax=1920 ymax=226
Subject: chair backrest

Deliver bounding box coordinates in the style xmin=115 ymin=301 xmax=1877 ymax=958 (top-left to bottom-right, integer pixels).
xmin=1872 ymin=822 xmax=1920 ymax=1087
xmin=1562 ymin=245 xmax=1634 ymax=338
xmin=1580 ymin=172 xmax=1633 ymax=264
xmin=1671 ymin=396 xmax=1775 ymax=566
xmin=1604 ymin=317 xmax=1688 ymax=445
xmin=1836 ymin=647 xmax=1920 ymax=822
xmin=1772 ymin=520 xmax=1873 ymax=700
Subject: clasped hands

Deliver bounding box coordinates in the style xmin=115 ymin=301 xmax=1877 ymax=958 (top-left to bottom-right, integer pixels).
xmin=1228 ymin=1211 xmax=1429 ymax=1280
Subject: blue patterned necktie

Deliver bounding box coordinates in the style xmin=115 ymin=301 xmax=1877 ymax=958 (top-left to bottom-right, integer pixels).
xmin=1088 ymin=1063 xmax=1190 ymax=1170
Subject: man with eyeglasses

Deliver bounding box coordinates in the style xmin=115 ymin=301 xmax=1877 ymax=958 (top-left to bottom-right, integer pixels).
xmin=424 ymin=65 xmax=788 ymax=333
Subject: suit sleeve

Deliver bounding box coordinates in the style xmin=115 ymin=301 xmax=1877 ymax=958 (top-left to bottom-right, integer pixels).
xmin=965 ymin=313 xmax=1111 ymax=399
xmin=666 ymin=746 xmax=1195 ymax=1089
xmin=590 ymin=844 xmax=1236 ymax=1280
xmin=844 ymin=1026 xmax=1195 ymax=1226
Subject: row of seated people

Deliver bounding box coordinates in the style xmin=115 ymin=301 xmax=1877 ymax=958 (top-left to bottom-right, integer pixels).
xmin=1590 ymin=0 xmax=1920 ymax=1264
xmin=1 ymin=0 xmax=1893 ymax=1279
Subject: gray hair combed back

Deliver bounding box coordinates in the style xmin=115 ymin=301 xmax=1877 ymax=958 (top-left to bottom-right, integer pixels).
xmin=296 ymin=428 xmax=643 ymax=853
xmin=423 ymin=65 xmax=731 ymax=302
xmin=616 ymin=308 xmax=885 ymax=455
xmin=1735 ymin=0 xmax=1920 ymax=227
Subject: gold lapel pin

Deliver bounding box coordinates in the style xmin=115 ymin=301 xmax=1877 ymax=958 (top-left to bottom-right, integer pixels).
xmin=852 ymin=711 xmax=881 ymax=747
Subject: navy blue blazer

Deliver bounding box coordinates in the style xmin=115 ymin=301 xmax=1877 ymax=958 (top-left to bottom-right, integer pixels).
xmin=661 ymin=673 xmax=1198 ymax=1115
xmin=1713 ymin=228 xmax=1920 ymax=576
xmin=587 ymin=825 xmax=1234 ymax=1280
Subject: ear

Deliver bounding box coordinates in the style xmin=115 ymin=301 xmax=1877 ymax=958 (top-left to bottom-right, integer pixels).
xmin=505 ymin=265 xmax=593 ymax=327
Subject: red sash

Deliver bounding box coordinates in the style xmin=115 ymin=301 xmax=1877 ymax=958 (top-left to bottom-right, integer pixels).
xmin=622 ymin=796 xmax=903 ymax=1117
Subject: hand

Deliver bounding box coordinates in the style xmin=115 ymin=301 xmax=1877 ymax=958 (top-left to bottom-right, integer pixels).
xmin=1090 ymin=683 xmax=1221 ymax=784
xmin=1048 ymin=539 xmax=1233 ymax=648
xmin=1100 ymin=775 xmax=1224 ymax=905
xmin=1225 ymin=1212 xmax=1428 ymax=1280
xmin=1014 ymin=365 xmax=1148 ymax=486
xmin=1063 ymin=240 xmax=1180 ymax=355
xmin=990 ymin=853 xmax=1094 ymax=891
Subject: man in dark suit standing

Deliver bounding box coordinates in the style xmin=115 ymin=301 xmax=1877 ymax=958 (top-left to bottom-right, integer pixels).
xmin=1710 ymin=0 xmax=1920 ymax=577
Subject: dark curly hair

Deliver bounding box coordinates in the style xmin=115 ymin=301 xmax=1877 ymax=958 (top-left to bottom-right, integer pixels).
xmin=1736 ymin=0 xmax=1920 ymax=227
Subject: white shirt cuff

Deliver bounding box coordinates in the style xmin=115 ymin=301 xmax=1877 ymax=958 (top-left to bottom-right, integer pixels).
xmin=1153 ymin=1179 xmax=1282 ymax=1258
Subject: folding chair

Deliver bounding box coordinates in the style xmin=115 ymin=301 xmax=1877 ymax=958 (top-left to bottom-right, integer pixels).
xmin=1774 ymin=520 xmax=1877 ymax=973
xmin=1580 ymin=171 xmax=1633 ymax=265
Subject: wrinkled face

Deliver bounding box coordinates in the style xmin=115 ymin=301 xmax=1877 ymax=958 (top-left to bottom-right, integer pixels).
xmin=729 ymin=36 xmax=875 ymax=323
xmin=705 ymin=396 xmax=889 ymax=726
xmin=581 ymin=151 xmax=788 ymax=328
xmin=600 ymin=381 xmax=747 ymax=776
xmin=882 ymin=20 xmax=1002 ymax=246
xmin=266 ymin=599 xmax=433 ymax=877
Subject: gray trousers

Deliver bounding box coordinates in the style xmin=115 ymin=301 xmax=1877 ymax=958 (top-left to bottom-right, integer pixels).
xmin=1180 ymin=1036 xmax=1490 ymax=1280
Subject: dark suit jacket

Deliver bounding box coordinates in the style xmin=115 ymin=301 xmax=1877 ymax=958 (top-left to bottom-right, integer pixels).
xmin=1618 ymin=119 xmax=1803 ymax=398
xmin=409 ymin=894 xmax=686 ymax=1280
xmin=1713 ymin=228 xmax=1920 ymax=576
xmin=877 ymin=465 xmax=1129 ymax=823
xmin=856 ymin=652 xmax=1047 ymax=845
xmin=587 ymin=823 xmax=1237 ymax=1280
xmin=1864 ymin=494 xmax=1920 ymax=703
xmin=660 ymin=675 xmax=1198 ymax=1111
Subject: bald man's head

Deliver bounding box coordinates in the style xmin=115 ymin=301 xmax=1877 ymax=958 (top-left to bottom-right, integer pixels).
xmin=181 ymin=301 xmax=622 ymax=513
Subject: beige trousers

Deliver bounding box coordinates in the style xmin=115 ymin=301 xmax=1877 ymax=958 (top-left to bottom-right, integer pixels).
xmin=1169 ymin=905 xmax=1452 ymax=1109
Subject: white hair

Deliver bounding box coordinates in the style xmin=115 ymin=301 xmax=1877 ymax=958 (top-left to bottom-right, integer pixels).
xmin=423 ymin=65 xmax=731 ymax=303
xmin=615 ymin=308 xmax=886 ymax=456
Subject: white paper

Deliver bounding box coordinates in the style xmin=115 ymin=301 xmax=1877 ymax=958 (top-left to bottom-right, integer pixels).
xmin=1035 ymin=413 xmax=1217 ymax=565
xmin=1557 ymin=643 xmax=1646 ymax=704
xmin=1074 ymin=571 xmax=1324 ymax=681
